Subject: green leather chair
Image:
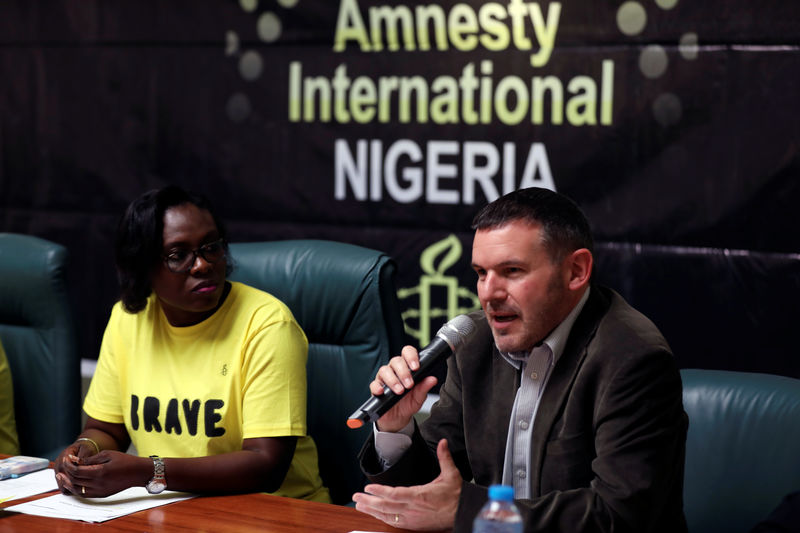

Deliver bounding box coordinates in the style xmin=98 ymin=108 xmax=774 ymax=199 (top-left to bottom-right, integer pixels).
xmin=228 ymin=240 xmax=405 ymax=505
xmin=681 ymin=369 xmax=800 ymax=533
xmin=0 ymin=233 xmax=81 ymax=459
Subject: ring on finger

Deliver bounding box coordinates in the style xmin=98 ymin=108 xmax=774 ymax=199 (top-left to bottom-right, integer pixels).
xmin=81 ymin=485 xmax=86 ymax=495
xmin=393 ymin=513 xmax=400 ymax=524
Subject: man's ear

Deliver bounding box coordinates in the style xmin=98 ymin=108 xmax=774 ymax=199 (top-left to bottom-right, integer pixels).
xmin=566 ymin=248 xmax=593 ymax=290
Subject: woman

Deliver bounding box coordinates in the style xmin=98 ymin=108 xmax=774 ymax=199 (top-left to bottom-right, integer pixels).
xmin=54 ymin=185 xmax=329 ymax=502
xmin=0 ymin=339 xmax=20 ymax=456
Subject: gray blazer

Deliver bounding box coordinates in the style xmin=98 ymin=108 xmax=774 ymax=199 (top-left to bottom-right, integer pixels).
xmin=360 ymin=285 xmax=688 ymax=533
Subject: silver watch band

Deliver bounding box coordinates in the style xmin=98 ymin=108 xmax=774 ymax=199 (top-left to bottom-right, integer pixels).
xmin=146 ymin=455 xmax=167 ymax=494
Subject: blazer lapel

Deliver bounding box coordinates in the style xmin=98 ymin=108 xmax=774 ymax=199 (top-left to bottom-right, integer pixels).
xmin=528 ymin=286 xmax=611 ymax=497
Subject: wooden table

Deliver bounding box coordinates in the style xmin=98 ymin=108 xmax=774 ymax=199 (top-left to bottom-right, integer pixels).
xmin=0 ymin=489 xmax=409 ymax=532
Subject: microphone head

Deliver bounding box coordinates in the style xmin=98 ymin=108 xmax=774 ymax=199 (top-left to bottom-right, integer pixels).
xmin=436 ymin=314 xmax=477 ymax=351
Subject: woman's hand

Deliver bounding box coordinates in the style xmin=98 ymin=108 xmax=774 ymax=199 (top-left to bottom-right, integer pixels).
xmin=54 ymin=439 xmax=100 ymax=494
xmin=56 ymin=450 xmax=150 ymax=498
xmin=54 ymin=419 xmax=132 ymax=496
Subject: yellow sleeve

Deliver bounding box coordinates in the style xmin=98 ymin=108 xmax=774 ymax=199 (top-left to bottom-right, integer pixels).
xmin=83 ymin=304 xmax=126 ymax=424
xmin=240 ymin=311 xmax=309 ymax=439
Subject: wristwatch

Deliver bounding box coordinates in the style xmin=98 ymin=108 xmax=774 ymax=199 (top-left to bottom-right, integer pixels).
xmin=145 ymin=455 xmax=167 ymax=494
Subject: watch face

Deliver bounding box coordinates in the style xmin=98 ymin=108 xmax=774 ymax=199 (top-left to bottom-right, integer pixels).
xmin=146 ymin=480 xmax=167 ymax=494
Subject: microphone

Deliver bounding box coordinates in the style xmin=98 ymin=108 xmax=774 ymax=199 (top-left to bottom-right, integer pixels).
xmin=346 ymin=314 xmax=477 ymax=429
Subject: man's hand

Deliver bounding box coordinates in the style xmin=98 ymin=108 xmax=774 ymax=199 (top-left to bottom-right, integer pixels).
xmin=353 ymin=439 xmax=462 ymax=531
xmin=371 ymin=346 xmax=439 ymax=433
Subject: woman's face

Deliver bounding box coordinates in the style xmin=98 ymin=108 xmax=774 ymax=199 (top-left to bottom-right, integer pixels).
xmin=150 ymin=203 xmax=228 ymax=326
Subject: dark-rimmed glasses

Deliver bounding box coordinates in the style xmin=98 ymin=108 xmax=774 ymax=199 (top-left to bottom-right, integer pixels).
xmin=162 ymin=238 xmax=226 ymax=274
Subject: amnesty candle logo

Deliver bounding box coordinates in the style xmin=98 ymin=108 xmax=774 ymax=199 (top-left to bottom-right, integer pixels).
xmin=399 ymin=235 xmax=480 ymax=346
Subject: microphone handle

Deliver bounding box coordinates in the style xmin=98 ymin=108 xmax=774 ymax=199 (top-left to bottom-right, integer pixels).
xmin=347 ymin=337 xmax=451 ymax=426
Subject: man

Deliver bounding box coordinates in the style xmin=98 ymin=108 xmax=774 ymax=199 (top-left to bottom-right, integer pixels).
xmin=352 ymin=187 xmax=688 ymax=532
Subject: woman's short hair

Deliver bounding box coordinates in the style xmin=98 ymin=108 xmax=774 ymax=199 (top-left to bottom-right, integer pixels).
xmin=115 ymin=185 xmax=228 ymax=313
xmin=471 ymin=187 xmax=593 ymax=263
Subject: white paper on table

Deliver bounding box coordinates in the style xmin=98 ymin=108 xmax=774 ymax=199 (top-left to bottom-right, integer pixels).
xmin=0 ymin=468 xmax=59 ymax=502
xmin=4 ymin=486 xmax=195 ymax=523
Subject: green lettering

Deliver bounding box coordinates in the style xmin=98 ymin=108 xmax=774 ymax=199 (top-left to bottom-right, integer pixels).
xmin=478 ymin=3 xmax=510 ymax=51
xmin=378 ymin=76 xmax=399 ymax=122
xmin=601 ymin=59 xmax=614 ymax=125
xmin=448 ymin=4 xmax=479 ymax=51
xmin=416 ymin=5 xmax=448 ymax=51
xmin=566 ymin=75 xmax=597 ymax=125
xmin=370 ymin=5 xmax=415 ymax=51
xmin=334 ymin=0 xmax=372 ymax=52
xmin=532 ymin=76 xmax=564 ymax=125
xmin=459 ymin=63 xmax=480 ymax=125
xmin=495 ymin=75 xmax=529 ymax=125
xmin=351 ymin=77 xmax=377 ymax=123
xmin=333 ymin=64 xmax=351 ymax=123
xmin=430 ymin=76 xmax=459 ymax=124
xmin=399 ymin=77 xmax=429 ymax=123
xmin=529 ymin=2 xmax=561 ymax=67
xmin=508 ymin=0 xmax=532 ymax=51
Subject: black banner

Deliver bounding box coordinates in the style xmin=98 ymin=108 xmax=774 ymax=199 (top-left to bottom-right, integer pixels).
xmin=1 ymin=1 xmax=798 ymax=376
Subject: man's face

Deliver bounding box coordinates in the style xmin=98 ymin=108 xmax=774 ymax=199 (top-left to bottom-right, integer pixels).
xmin=150 ymin=203 xmax=228 ymax=326
xmin=471 ymin=220 xmax=574 ymax=354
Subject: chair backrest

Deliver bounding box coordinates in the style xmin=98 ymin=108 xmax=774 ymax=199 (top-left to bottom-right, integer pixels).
xmin=0 ymin=233 xmax=81 ymax=459
xmin=228 ymin=240 xmax=404 ymax=505
xmin=681 ymin=369 xmax=800 ymax=533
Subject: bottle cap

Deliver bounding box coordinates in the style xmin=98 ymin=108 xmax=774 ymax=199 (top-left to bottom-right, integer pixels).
xmin=488 ymin=484 xmax=514 ymax=502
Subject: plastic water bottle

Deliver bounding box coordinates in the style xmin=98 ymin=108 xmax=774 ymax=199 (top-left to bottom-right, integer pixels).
xmin=472 ymin=484 xmax=523 ymax=533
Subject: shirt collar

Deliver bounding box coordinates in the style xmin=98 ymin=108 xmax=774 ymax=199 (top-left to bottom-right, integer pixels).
xmin=499 ymin=286 xmax=591 ymax=368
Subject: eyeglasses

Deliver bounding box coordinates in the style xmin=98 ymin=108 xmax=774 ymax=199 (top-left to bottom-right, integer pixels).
xmin=162 ymin=239 xmax=226 ymax=274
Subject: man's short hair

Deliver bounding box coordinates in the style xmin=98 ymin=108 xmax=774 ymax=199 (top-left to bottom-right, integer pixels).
xmin=471 ymin=187 xmax=594 ymax=263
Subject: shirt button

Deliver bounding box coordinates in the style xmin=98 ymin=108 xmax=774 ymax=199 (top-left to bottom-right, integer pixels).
xmin=519 ymin=420 xmax=529 ymax=430
xmin=517 ymin=470 xmax=526 ymax=479
xmin=531 ymin=372 xmax=539 ymax=380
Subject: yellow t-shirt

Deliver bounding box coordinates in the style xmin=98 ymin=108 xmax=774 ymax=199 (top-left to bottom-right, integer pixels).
xmin=0 ymin=339 xmax=20 ymax=455
xmin=84 ymin=281 xmax=329 ymax=502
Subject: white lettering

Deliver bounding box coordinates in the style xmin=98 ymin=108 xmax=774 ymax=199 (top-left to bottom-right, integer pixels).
xmin=519 ymin=143 xmax=555 ymax=190
xmin=334 ymin=139 xmax=555 ymax=203
xmin=385 ymin=139 xmax=423 ymax=203
xmin=427 ymin=141 xmax=460 ymax=204
xmin=463 ymin=142 xmax=500 ymax=204
xmin=334 ymin=139 xmax=368 ymax=200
